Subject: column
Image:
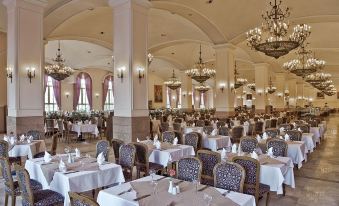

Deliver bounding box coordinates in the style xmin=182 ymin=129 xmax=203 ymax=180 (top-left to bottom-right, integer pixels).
xmin=3 ymin=0 xmax=46 ymax=135
xmin=180 ymin=73 xmax=192 ymax=110
xmin=287 ymin=78 xmax=297 ymax=108
xmin=109 ymin=0 xmax=151 ymax=142
xmin=0 ymin=32 xmax=7 ymax=133
xmin=213 ymin=44 xmax=235 ymax=117
xmin=296 ymin=82 xmax=304 ymax=107
xmin=274 ymin=73 xmax=286 ymax=111
xmin=254 ymin=63 xmax=269 ymax=113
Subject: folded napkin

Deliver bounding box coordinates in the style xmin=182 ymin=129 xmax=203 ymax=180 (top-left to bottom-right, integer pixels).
xmin=155 ymin=141 xmax=161 ymax=150
xmin=3 ymin=135 xmax=8 ymax=142
xmin=256 ymin=134 xmax=261 ymax=142
xmin=97 ymin=152 xmax=105 ymax=165
xmin=137 ymin=138 xmax=140 ymax=143
xmin=59 ymin=159 xmax=67 ymax=172
xmin=173 ymin=137 xmax=178 ymax=145
xmin=192 ymin=123 xmax=195 ymax=127
xmin=27 ymin=136 xmax=33 ymax=143
xmin=297 ymin=127 xmax=302 ymax=132
xmin=211 ymin=129 xmax=218 ymax=136
xmin=181 ymin=122 xmax=186 ymax=128
xmin=244 ymin=121 xmax=249 ymax=126
xmin=221 ymin=148 xmax=227 ymax=159
xmin=202 ymin=131 xmax=207 ymax=138
xmin=251 ymin=151 xmax=258 ymax=159
xmin=279 ymin=127 xmax=285 ymax=133
xmin=292 ymin=122 xmax=296 ymax=127
xmin=9 ymin=136 xmax=16 ymax=145
xmin=75 ymin=148 xmax=81 ymax=158
xmin=153 ymin=135 xmax=158 ymax=143
xmin=262 ymin=132 xmax=268 ymax=140
xmin=44 ymin=151 xmax=52 ymax=163
xmin=279 ymin=136 xmax=284 ymax=139
xmin=20 ymin=134 xmax=25 ymax=142
xmin=267 ymin=147 xmax=274 ymax=157
xmin=284 ymin=133 xmax=290 ymax=141
xmin=231 ymin=144 xmax=237 ymax=153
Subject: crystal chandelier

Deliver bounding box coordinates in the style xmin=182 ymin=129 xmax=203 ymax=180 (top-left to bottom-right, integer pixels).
xmin=185 ymin=45 xmax=216 ymax=83
xmin=266 ymin=77 xmax=276 ymax=94
xmin=234 ymin=62 xmax=247 ymax=89
xmin=323 ymin=86 xmax=336 ymax=96
xmin=164 ymin=70 xmax=182 ymax=90
xmin=148 ymin=53 xmax=154 ymax=65
xmin=45 ymin=41 xmax=74 ymax=81
xmin=246 ymin=0 xmax=311 ymax=59
xmin=283 ymin=43 xmax=325 ymax=77
xmin=314 ymin=80 xmax=332 ymax=90
xmin=304 ymin=72 xmax=331 ymax=85
xmin=247 ymin=83 xmax=256 ymax=91
xmin=195 ymin=83 xmax=210 ymax=93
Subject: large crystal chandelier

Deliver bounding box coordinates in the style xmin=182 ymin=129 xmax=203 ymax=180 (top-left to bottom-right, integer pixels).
xmin=246 ymin=0 xmax=311 ymax=59
xmin=45 ymin=41 xmax=74 ymax=81
xmin=195 ymin=83 xmax=210 ymax=93
xmin=185 ymin=45 xmax=216 ymax=83
xmin=283 ymin=43 xmax=325 ymax=77
xmin=266 ymin=77 xmax=276 ymax=94
xmin=304 ymin=72 xmax=331 ymax=85
xmin=164 ymin=70 xmax=182 ymax=90
xmin=247 ymin=83 xmax=256 ymax=91
xmin=323 ymin=86 xmax=336 ymax=96
xmin=234 ymin=62 xmax=248 ymax=89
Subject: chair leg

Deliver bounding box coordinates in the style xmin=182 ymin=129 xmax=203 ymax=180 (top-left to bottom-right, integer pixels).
xmin=11 ymin=195 xmax=16 ymax=206
xmin=266 ymin=192 xmax=270 ymax=206
xmin=5 ymin=193 xmax=9 ymax=206
xmin=283 ymin=184 xmax=286 ymax=196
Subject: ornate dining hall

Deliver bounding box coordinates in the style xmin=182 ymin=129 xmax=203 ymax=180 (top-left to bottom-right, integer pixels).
xmin=0 ymin=0 xmax=338 ymax=205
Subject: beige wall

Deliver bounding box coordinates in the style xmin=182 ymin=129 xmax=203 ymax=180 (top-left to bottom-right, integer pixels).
xmin=148 ymin=73 xmax=166 ymax=108
xmin=0 ymin=32 xmax=7 ymax=132
xmin=311 ymin=90 xmax=339 ymax=108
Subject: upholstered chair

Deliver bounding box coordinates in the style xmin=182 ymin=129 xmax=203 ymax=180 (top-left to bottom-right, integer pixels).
xmin=34 ymin=134 xmax=58 ymax=158
xmin=279 ymin=123 xmax=292 ymax=131
xmin=26 ymin=130 xmax=41 ymax=140
xmin=266 ymin=139 xmax=288 ymax=157
xmin=218 ymin=126 xmax=229 ymax=136
xmin=254 ymin=121 xmax=264 ymax=135
xmin=233 ymin=156 xmax=270 ymax=206
xmin=63 ymin=121 xmax=78 ymax=143
xmin=96 ymin=140 xmax=110 ymax=162
xmin=119 ymin=144 xmax=136 ymax=181
xmin=231 ymin=126 xmax=244 ymax=143
xmin=15 ymin=165 xmax=64 ymax=206
xmin=162 ymin=131 xmax=175 ymax=144
xmin=286 ymin=130 xmax=302 ymax=141
xmin=172 ymin=123 xmax=181 ymax=132
xmin=184 ymin=132 xmax=199 ymax=152
xmin=176 ymin=157 xmax=202 ymax=182
xmin=174 ymin=118 xmax=182 ymax=123
xmin=0 ymin=157 xmax=42 ymax=206
xmin=296 ymin=124 xmax=310 ymax=133
xmin=0 ymin=140 xmax=21 ymax=165
xmin=160 ymin=122 xmax=169 ymax=132
xmin=112 ymin=139 xmax=124 ymax=163
xmin=45 ymin=119 xmax=56 ymax=138
xmin=270 ymin=119 xmax=278 ymax=128
xmin=203 ymin=126 xmax=214 ymax=135
xmin=240 ymin=137 xmax=258 ymax=153
xmin=216 ymin=121 xmax=226 ymax=129
xmin=197 ymin=150 xmax=221 ymax=186
xmin=265 ymin=129 xmax=279 ymax=138
xmin=196 ymin=120 xmax=205 ymax=127
xmin=69 ymin=192 xmax=99 ymax=206
xmin=213 ymin=162 xmax=245 ymax=193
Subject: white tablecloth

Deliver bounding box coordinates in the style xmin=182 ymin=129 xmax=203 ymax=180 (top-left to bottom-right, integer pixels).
xmin=25 ymin=156 xmax=125 ymax=206
xmin=8 ymin=140 xmax=46 ymax=159
xmin=97 ymin=175 xmax=256 ymax=206
xmin=310 ymin=127 xmax=321 ymax=143
xmin=72 ymin=124 xmax=99 ymax=137
xmin=302 ymin=133 xmax=316 ymax=152
xmin=202 ymin=135 xmax=231 ymax=151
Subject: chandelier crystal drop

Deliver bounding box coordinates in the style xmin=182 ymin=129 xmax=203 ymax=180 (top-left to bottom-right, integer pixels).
xmin=266 ymin=77 xmax=277 ymax=94
xmin=246 ymin=0 xmax=311 ymax=58
xmin=195 ymin=83 xmax=210 ymax=93
xmin=247 ymin=83 xmax=256 ymax=91
xmin=185 ymin=45 xmax=216 ymax=83
xmin=45 ymin=41 xmax=74 ymax=81
xmin=164 ymin=70 xmax=182 ymax=90
xmin=304 ymin=72 xmax=331 ymax=85
xmin=234 ymin=62 xmax=248 ymax=89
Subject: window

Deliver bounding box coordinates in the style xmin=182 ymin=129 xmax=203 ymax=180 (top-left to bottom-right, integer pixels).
xmin=177 ymin=88 xmax=182 ymax=109
xmin=45 ymin=76 xmax=59 ymax=112
xmin=200 ymin=93 xmax=205 ymax=109
xmin=166 ymin=87 xmax=170 ymax=109
xmin=104 ymin=80 xmax=114 ymax=111
xmin=77 ymin=78 xmax=90 ymax=111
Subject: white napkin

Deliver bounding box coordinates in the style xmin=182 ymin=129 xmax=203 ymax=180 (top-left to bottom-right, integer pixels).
xmin=221 ymin=148 xmax=227 ymax=159
xmin=155 ymin=141 xmax=161 ymax=150
xmin=97 ymin=152 xmax=105 ymax=165
xmin=211 ymin=129 xmax=218 ymax=136
xmin=20 ymin=134 xmax=25 ymax=142
xmin=231 ymin=144 xmax=237 ymax=153
xmin=3 ymin=135 xmax=8 ymax=142
xmin=267 ymin=147 xmax=274 ymax=157
xmin=250 ymin=151 xmax=258 ymax=159
xmin=279 ymin=136 xmax=284 ymax=139
xmin=297 ymin=127 xmax=302 ymax=132
xmin=59 ymin=159 xmax=67 ymax=172
xmin=173 ymin=137 xmax=178 ymax=145
xmin=256 ymin=134 xmax=261 ymax=142
xmin=292 ymin=122 xmax=296 ymax=127
xmin=137 ymin=138 xmax=140 ymax=143
xmin=44 ymin=151 xmax=52 ymax=163
xmin=284 ymin=134 xmax=290 ymax=141
xmin=279 ymin=127 xmax=285 ymax=133
xmin=262 ymin=132 xmax=268 ymax=140
xmin=244 ymin=121 xmax=249 ymax=126
xmin=85 ymin=120 xmax=89 ymax=124
xmin=75 ymin=148 xmax=81 ymax=158
xmin=9 ymin=136 xmax=16 ymax=145
xmin=192 ymin=123 xmax=195 ymax=127
xmin=181 ymin=122 xmax=186 ymax=128
xmin=153 ymin=135 xmax=158 ymax=143
xmin=202 ymin=131 xmax=207 ymax=138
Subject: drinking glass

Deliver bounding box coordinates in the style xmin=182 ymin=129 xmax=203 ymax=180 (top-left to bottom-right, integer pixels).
xmin=203 ymin=193 xmax=212 ymax=206
xmin=150 ymin=170 xmax=156 ymax=185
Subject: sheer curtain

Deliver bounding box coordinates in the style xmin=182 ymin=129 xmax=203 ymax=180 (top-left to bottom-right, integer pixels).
xmin=102 ymin=75 xmax=112 ymax=109
xmin=73 ymin=74 xmax=82 ymax=110
xmin=84 ymin=74 xmax=93 ymax=110
xmin=52 ymin=78 xmax=61 ymax=109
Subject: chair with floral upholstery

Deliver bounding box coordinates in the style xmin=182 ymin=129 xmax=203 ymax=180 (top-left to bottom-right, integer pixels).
xmin=233 ymin=156 xmax=270 ymax=206
xmin=296 ymin=124 xmax=310 ymax=133
xmin=112 ymin=138 xmax=124 ymax=163
xmin=119 ymin=144 xmax=136 ymax=181
xmin=265 ymin=128 xmax=279 ymax=138
xmin=197 ymin=150 xmax=221 ymax=186
xmin=96 ymin=140 xmax=110 ymax=162
xmin=26 ymin=130 xmax=41 ymax=140
xmin=218 ymin=126 xmax=229 ymax=136
xmin=213 ymin=162 xmax=245 ymax=193
xmin=286 ymin=130 xmax=302 ymax=141
xmin=0 ymin=157 xmax=42 ymax=206
xmin=176 ymin=157 xmax=202 ymax=182
xmin=203 ymin=126 xmax=214 ymax=135
xmin=69 ymin=192 xmax=99 ymax=206
xmin=130 ymin=142 xmax=164 ymax=178
xmin=184 ymin=132 xmax=199 ymax=152
xmin=266 ymin=139 xmax=288 ymax=157
xmin=216 ymin=121 xmax=226 ymax=129
xmin=160 ymin=122 xmax=169 ymax=132
xmin=15 ymin=165 xmax=64 ymax=206
xmin=162 ymin=131 xmax=175 ymax=143
xmin=231 ymin=126 xmax=244 ymax=143
xmin=34 ymin=134 xmax=58 ymax=158
xmin=196 ymin=120 xmax=205 ymax=127
xmin=172 ymin=123 xmax=181 ymax=132
xmin=0 ymin=140 xmax=21 ymax=165
xmin=240 ymin=137 xmax=258 ymax=153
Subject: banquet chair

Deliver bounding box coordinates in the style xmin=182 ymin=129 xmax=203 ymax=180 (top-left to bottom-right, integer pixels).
xmin=216 ymin=121 xmax=226 ymax=129
xmin=197 ymin=150 xmax=221 ymax=186
xmin=173 ymin=131 xmax=183 ymax=144
xmin=112 ymin=139 xmax=124 ymax=163
xmin=213 ymin=162 xmax=245 ymax=193
xmin=96 ymin=140 xmax=110 ymax=162
xmin=270 ymin=119 xmax=277 ymax=128
xmin=233 ymin=156 xmax=270 ymax=206
xmin=119 ymin=144 xmax=136 ymax=181
xmin=69 ymin=192 xmax=99 ymax=206
xmin=279 ymin=123 xmax=292 ymax=131
xmin=266 ymin=139 xmax=288 ymax=157
xmin=286 ymin=130 xmax=302 ymax=141
xmin=204 ymin=120 xmax=211 ymax=126
xmin=265 ymin=129 xmax=279 ymax=138
xmin=172 ymin=123 xmax=181 ymax=132
xmin=130 ymin=142 xmax=163 ymax=178
xmin=296 ymin=124 xmax=310 ymax=133
xmin=218 ymin=126 xmax=230 ymax=136
xmin=57 ymin=120 xmax=65 ymax=142
xmin=254 ymin=121 xmax=264 ymax=135
xmin=15 ymin=165 xmax=64 ymax=206
xmin=162 ymin=131 xmax=175 ymax=143
xmin=240 ymin=137 xmax=258 ymax=153
xmin=203 ymin=126 xmax=214 ymax=135
xmin=247 ymin=123 xmax=255 ymax=136
xmin=184 ymin=132 xmax=199 ymax=153
xmin=231 ymin=126 xmax=244 ymax=143
xmin=282 ymin=117 xmax=288 ymax=124
xmin=174 ymin=118 xmax=182 ymax=123
xmin=0 ymin=157 xmax=42 ymax=206
xmin=45 ymin=119 xmax=56 ymax=138
xmin=34 ymin=134 xmax=58 ymax=158
xmin=196 ymin=120 xmax=205 ymax=127
xmin=0 ymin=140 xmax=22 ymax=166
xmin=26 ymin=130 xmax=41 ymax=140
xmin=63 ymin=121 xmax=78 ymax=143
xmin=160 ymin=122 xmax=169 ymax=132
xmin=176 ymin=157 xmax=202 ymax=182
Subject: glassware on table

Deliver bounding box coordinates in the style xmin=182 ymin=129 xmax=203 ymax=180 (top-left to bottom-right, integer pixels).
xmin=193 ymin=179 xmax=200 ymax=193
xmin=203 ymin=193 xmax=213 ymax=206
xmin=64 ymin=146 xmax=71 ymax=154
xmin=150 ymin=169 xmax=156 ymax=185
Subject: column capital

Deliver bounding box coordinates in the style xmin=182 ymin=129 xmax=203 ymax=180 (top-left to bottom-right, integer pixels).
xmin=108 ymin=0 xmax=151 ymax=9
xmin=213 ymin=43 xmax=236 ymax=51
xmin=3 ymin=0 xmax=47 ymax=11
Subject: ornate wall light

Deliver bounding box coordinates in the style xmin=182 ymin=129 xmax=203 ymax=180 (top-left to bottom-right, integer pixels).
xmin=6 ymin=67 xmax=13 ymax=83
xmin=65 ymin=92 xmax=70 ymax=99
xmin=137 ymin=67 xmax=145 ymax=80
xmin=117 ymin=66 xmax=126 ymax=79
xmin=219 ymin=83 xmax=226 ymax=93
xmin=26 ymin=66 xmax=36 ymax=83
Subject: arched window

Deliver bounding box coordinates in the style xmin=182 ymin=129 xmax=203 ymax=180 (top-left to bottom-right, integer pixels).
xmin=44 ymin=76 xmax=59 ymax=112
xmin=74 ymin=72 xmax=92 ymax=111
xmin=103 ymin=75 xmax=114 ymax=111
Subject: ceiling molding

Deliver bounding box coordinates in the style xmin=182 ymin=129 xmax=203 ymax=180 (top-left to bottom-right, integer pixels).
xmin=149 ymin=39 xmax=212 ymax=53
xmin=46 ymin=35 xmax=112 ymax=50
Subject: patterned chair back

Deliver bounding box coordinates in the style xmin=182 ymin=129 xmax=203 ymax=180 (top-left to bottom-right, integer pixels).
xmin=277 ymin=117 xmax=283 ymax=126
xmin=119 ymin=144 xmax=136 ymax=169
xmin=240 ymin=137 xmax=258 ymax=153
xmin=218 ymin=126 xmax=229 ymax=136
xmin=216 ymin=121 xmax=226 ymax=129
xmin=46 ymin=119 xmax=55 ymax=130
xmin=186 ymin=120 xmax=194 ymax=127
xmin=286 ymin=130 xmax=302 ymax=141
xmin=174 ymin=118 xmax=182 ymax=123
xmin=69 ymin=192 xmax=99 ymax=206
xmin=0 ymin=157 xmax=15 ymax=194
xmin=213 ymin=162 xmax=245 ymax=193
xmin=232 ymin=156 xmax=260 ymax=191
xmin=0 ymin=140 xmax=9 ymax=158
xmin=130 ymin=142 xmax=148 ymax=168
xmin=231 ymin=126 xmax=244 ymax=143
xmin=177 ymin=157 xmax=202 ymax=182
xmin=15 ymin=165 xmax=34 ymax=205
xmin=196 ymin=120 xmax=205 ymax=127
xmin=267 ymin=139 xmax=288 ymax=157
xmin=254 ymin=121 xmax=264 ymax=134
xmin=184 ymin=132 xmax=199 ymax=151
xmin=162 ymin=131 xmax=175 ymax=143
xmin=26 ymin=130 xmax=41 ymax=140
xmin=197 ymin=150 xmax=221 ymax=179
xmin=173 ymin=123 xmax=181 ymax=131
xmin=282 ymin=117 xmax=288 ymax=124
xmin=279 ymin=123 xmax=292 ymax=131
xmin=265 ymin=128 xmax=279 ymax=138
xmin=308 ymin=120 xmax=318 ymax=127
xmin=203 ymin=126 xmax=214 ymax=135
xmin=297 ymin=124 xmax=309 ymax=133
xmin=96 ymin=140 xmax=110 ymax=161
xmin=57 ymin=120 xmax=64 ymax=133
xmin=112 ymin=139 xmax=124 ymax=161
xmin=160 ymin=122 xmax=169 ymax=132
xmin=270 ymin=119 xmax=277 ymax=128
xmin=294 ymin=120 xmax=303 ymax=125
xmin=264 ymin=119 xmax=271 ymax=129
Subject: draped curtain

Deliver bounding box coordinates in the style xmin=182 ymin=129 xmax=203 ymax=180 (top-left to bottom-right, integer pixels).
xmin=102 ymin=75 xmax=112 ymax=109
xmin=52 ymin=78 xmax=61 ymax=108
xmin=73 ymin=74 xmax=82 ymax=110
xmin=84 ymin=74 xmax=93 ymax=110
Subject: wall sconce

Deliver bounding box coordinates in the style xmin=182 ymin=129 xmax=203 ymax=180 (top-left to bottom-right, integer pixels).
xmin=277 ymin=92 xmax=283 ymax=98
xmin=26 ymin=67 xmax=36 ymax=83
xmin=6 ymin=67 xmax=13 ymax=83
xmin=219 ymin=83 xmax=225 ymax=93
xmin=65 ymin=92 xmax=70 ymax=98
xmin=117 ymin=66 xmax=126 ymax=79
xmin=182 ymin=91 xmax=187 ymax=97
xmin=137 ymin=67 xmax=145 ymax=80
xmin=230 ymin=83 xmax=234 ymax=92
xmin=95 ymin=93 xmax=99 ymax=98
xmin=188 ymin=92 xmax=192 ymax=96
xmin=257 ymin=89 xmax=263 ymax=96
xmin=172 ymin=96 xmax=176 ymax=100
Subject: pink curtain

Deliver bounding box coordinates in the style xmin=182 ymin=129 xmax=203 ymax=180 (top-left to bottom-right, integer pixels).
xmin=84 ymin=74 xmax=93 ymax=110
xmin=102 ymin=75 xmax=112 ymax=109
xmin=52 ymin=79 xmax=61 ymax=109
xmin=176 ymin=88 xmax=180 ymax=108
xmin=73 ymin=74 xmax=82 ymax=110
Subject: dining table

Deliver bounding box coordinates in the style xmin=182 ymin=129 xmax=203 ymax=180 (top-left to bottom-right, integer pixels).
xmin=202 ymin=135 xmax=232 ymax=151
xmin=8 ymin=140 xmax=46 ymax=159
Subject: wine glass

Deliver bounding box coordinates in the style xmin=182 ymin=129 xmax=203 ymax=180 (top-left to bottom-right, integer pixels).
xmin=193 ymin=179 xmax=200 ymax=193
xmin=150 ymin=169 xmax=156 ymax=185
xmin=64 ymin=146 xmax=71 ymax=154
xmin=203 ymin=193 xmax=212 ymax=206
